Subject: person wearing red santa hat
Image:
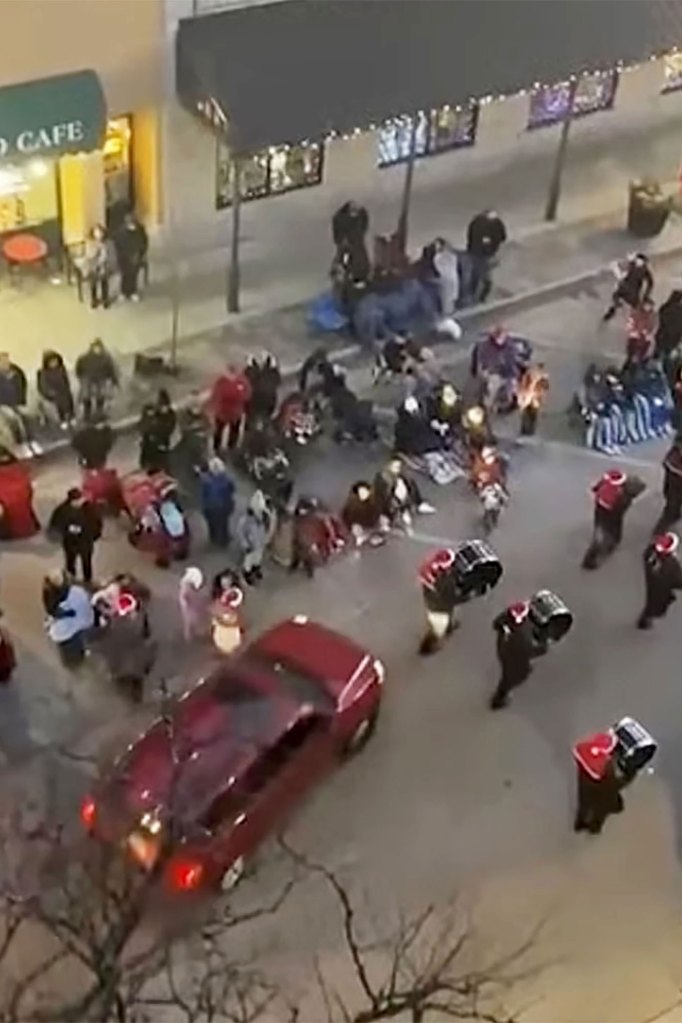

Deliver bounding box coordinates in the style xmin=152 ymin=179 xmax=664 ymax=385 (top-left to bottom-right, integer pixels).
xmin=637 ymin=531 xmax=682 ymax=629
xmin=490 ymin=600 xmax=536 ymax=710
xmin=418 ymin=548 xmax=462 ymax=655
xmin=582 ymin=468 xmax=645 ymax=570
xmin=573 ymin=730 xmax=623 ymax=834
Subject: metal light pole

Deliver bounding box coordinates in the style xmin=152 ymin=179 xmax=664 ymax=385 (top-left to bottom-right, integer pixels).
xmin=545 ymin=78 xmax=579 ymax=222
xmin=227 ymin=154 xmax=242 ymax=314
xmin=397 ymin=114 xmax=419 ymax=252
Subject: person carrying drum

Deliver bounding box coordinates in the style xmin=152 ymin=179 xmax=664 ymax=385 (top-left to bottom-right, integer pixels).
xmin=573 ymin=731 xmax=623 ymax=835
xmin=637 ymin=531 xmax=682 ymax=630
xmin=490 ymin=600 xmax=536 ymax=710
xmin=418 ymin=548 xmax=461 ymax=655
xmin=582 ymin=469 xmax=645 ymax=570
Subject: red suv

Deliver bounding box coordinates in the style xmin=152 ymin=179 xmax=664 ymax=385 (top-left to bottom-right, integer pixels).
xmin=80 ymin=617 xmax=384 ymax=893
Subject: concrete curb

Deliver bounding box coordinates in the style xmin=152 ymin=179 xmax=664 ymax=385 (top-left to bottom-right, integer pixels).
xmin=35 ymin=240 xmax=682 ymax=463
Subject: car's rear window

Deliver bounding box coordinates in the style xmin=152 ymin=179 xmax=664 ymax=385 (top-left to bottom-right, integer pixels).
xmin=243 ymin=654 xmax=335 ymax=713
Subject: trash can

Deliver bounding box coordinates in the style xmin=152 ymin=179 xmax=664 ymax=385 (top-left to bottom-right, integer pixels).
xmin=628 ymin=179 xmax=671 ymax=238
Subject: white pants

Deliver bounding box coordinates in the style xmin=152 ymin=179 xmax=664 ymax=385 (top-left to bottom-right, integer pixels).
xmin=426 ymin=610 xmax=452 ymax=639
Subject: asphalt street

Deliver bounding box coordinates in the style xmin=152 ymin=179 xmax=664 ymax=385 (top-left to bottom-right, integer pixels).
xmin=4 ymin=271 xmax=682 ymax=1021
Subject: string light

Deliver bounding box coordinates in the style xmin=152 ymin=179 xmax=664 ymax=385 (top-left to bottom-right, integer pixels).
xmin=197 ymin=47 xmax=680 ymax=153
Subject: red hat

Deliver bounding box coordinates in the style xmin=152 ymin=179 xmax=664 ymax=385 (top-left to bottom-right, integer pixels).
xmin=573 ymin=731 xmax=617 ymax=781
xmin=654 ymin=532 xmax=679 ymax=556
xmin=603 ymin=469 xmax=626 ymax=486
xmin=508 ymin=600 xmax=530 ymax=623
xmin=419 ymin=548 xmax=456 ymax=588
xmin=219 ymin=586 xmax=244 ymax=610
xmin=115 ymin=592 xmax=138 ymax=617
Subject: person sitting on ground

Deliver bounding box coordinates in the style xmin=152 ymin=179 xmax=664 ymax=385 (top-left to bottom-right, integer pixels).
xmin=373 ymin=456 xmax=435 ymax=530
xmin=72 ymin=413 xmax=114 ymax=469
xmin=394 ymin=396 xmax=443 ymax=456
xmin=0 ymin=352 xmax=40 ymax=458
xmin=341 ymin=481 xmax=387 ymax=547
xmin=288 ymin=496 xmax=349 ymax=578
xmin=37 ymin=350 xmax=75 ymax=429
xmin=425 ymin=382 xmax=463 ymax=444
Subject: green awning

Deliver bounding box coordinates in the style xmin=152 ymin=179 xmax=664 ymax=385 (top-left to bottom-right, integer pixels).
xmin=0 ymin=70 xmax=106 ymax=162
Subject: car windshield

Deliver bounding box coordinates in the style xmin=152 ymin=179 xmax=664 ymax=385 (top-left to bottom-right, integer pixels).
xmin=241 ymin=653 xmax=335 ymax=714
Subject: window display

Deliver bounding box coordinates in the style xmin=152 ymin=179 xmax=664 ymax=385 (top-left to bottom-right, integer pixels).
xmin=103 ymin=116 xmax=132 ymax=212
xmin=0 ymin=159 xmax=58 ymax=234
xmin=663 ymin=52 xmax=682 ymax=92
xmin=216 ymin=140 xmax=323 ymax=209
xmin=528 ymin=71 xmax=618 ymax=129
xmin=377 ymin=105 xmax=477 ymax=167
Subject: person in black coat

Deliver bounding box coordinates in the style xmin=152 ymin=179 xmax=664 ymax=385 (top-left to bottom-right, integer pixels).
xmin=75 ymin=339 xmax=119 ymax=420
xmin=465 ymin=210 xmax=507 ymax=304
xmin=246 ymin=354 xmax=281 ymax=421
xmin=48 ymin=488 xmax=102 ymax=583
xmin=138 ymin=389 xmax=175 ymax=472
xmin=637 ymin=531 xmax=682 ymax=630
xmin=654 ymin=437 xmax=682 ymax=534
xmin=114 ymin=211 xmax=149 ymax=301
xmin=490 ymin=601 xmax=536 ymax=710
xmin=603 ymin=253 xmax=654 ymax=322
xmin=72 ymin=414 xmax=114 ymax=470
xmin=37 ymin=350 xmax=75 ymax=428
xmin=332 ymin=201 xmax=369 ymax=254
xmin=655 ymin=289 xmax=682 ymax=361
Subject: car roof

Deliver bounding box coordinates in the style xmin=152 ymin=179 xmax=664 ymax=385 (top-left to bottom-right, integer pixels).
xmin=251 ymin=618 xmax=370 ymax=701
xmin=99 ymin=664 xmax=306 ymax=829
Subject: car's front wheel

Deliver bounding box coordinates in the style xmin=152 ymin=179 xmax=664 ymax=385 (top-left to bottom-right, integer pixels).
xmin=343 ymin=708 xmax=379 ymax=757
xmin=219 ymin=855 xmax=245 ymax=893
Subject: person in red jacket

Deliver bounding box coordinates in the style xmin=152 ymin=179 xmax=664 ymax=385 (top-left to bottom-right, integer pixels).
xmin=209 ymin=365 xmax=252 ymax=453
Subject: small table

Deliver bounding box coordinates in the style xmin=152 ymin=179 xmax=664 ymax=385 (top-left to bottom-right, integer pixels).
xmin=3 ymin=232 xmax=48 ymax=264
xmin=3 ymin=233 xmax=49 ymax=285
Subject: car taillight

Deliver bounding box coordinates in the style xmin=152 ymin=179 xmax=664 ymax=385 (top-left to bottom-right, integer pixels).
xmin=169 ymin=858 xmax=205 ymax=892
xmin=80 ymin=796 xmax=96 ymax=830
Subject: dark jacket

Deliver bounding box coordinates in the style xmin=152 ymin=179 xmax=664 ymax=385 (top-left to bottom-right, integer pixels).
xmin=246 ymin=359 xmax=281 ymax=419
xmin=72 ymin=421 xmax=114 ymax=469
xmin=114 ymin=221 xmax=148 ymax=268
xmin=394 ymin=409 xmax=440 ymax=456
xmin=48 ymin=499 xmax=102 ymax=552
xmin=655 ymin=293 xmax=682 ymax=357
xmin=643 ymin=543 xmax=682 ymax=616
xmin=493 ymin=612 xmax=534 ymax=678
xmin=37 ymin=354 xmax=74 ymax=418
xmin=0 ymin=364 xmax=27 ymax=408
xmin=75 ymin=349 xmax=118 ymax=388
xmin=200 ymin=470 xmax=235 ymax=514
xmin=467 ymin=213 xmax=507 ymax=259
xmin=332 ymin=203 xmax=368 ymax=249
xmin=617 ymin=261 xmax=653 ymax=307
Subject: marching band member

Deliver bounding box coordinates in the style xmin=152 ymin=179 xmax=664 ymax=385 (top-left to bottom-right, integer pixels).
xmin=418 ymin=548 xmax=461 ymax=655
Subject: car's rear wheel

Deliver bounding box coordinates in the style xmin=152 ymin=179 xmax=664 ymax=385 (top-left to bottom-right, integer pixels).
xmin=343 ymin=708 xmax=379 ymax=757
xmin=219 ymin=855 xmax=245 ymax=892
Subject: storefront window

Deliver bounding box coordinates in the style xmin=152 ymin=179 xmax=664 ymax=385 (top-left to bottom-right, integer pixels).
xmin=215 ymin=140 xmax=323 ymax=209
xmin=103 ymin=116 xmax=133 ymax=225
xmin=0 ymin=158 xmax=58 ymax=234
xmin=528 ymin=71 xmax=619 ymax=129
xmin=378 ymin=105 xmax=477 ymax=167
xmin=663 ymin=52 xmax=682 ymax=92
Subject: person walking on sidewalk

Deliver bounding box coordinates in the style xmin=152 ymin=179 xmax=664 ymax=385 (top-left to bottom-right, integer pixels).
xmin=75 ymin=339 xmax=119 ymax=420
xmin=602 ymin=253 xmax=653 ymax=323
xmin=84 ymin=224 xmax=114 ymax=309
xmin=209 ymin=364 xmax=252 ymax=453
xmin=464 ymin=209 xmax=507 ymax=306
xmin=199 ymin=457 xmax=235 ymax=548
xmin=48 ymin=487 xmax=102 ymax=584
xmin=114 ymin=211 xmax=148 ymax=302
xmin=37 ymin=351 xmax=75 ymax=429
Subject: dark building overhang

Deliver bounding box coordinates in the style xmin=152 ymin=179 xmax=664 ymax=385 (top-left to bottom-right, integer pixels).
xmin=176 ymin=0 xmax=682 ymax=152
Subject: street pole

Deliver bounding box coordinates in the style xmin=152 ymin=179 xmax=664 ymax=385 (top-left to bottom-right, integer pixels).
xmin=544 ymin=78 xmax=579 ymax=223
xmin=397 ymin=115 xmax=419 ymax=253
xmin=227 ymin=154 xmax=242 ymax=314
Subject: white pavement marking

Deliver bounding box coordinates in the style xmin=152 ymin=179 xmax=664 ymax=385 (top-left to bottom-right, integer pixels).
xmin=540 ymin=438 xmax=663 ymax=471
xmin=408 ymin=530 xmax=464 ymax=547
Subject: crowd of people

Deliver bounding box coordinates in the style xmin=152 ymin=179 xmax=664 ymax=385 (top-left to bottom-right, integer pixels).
xmin=311 ymin=199 xmax=508 ymax=350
